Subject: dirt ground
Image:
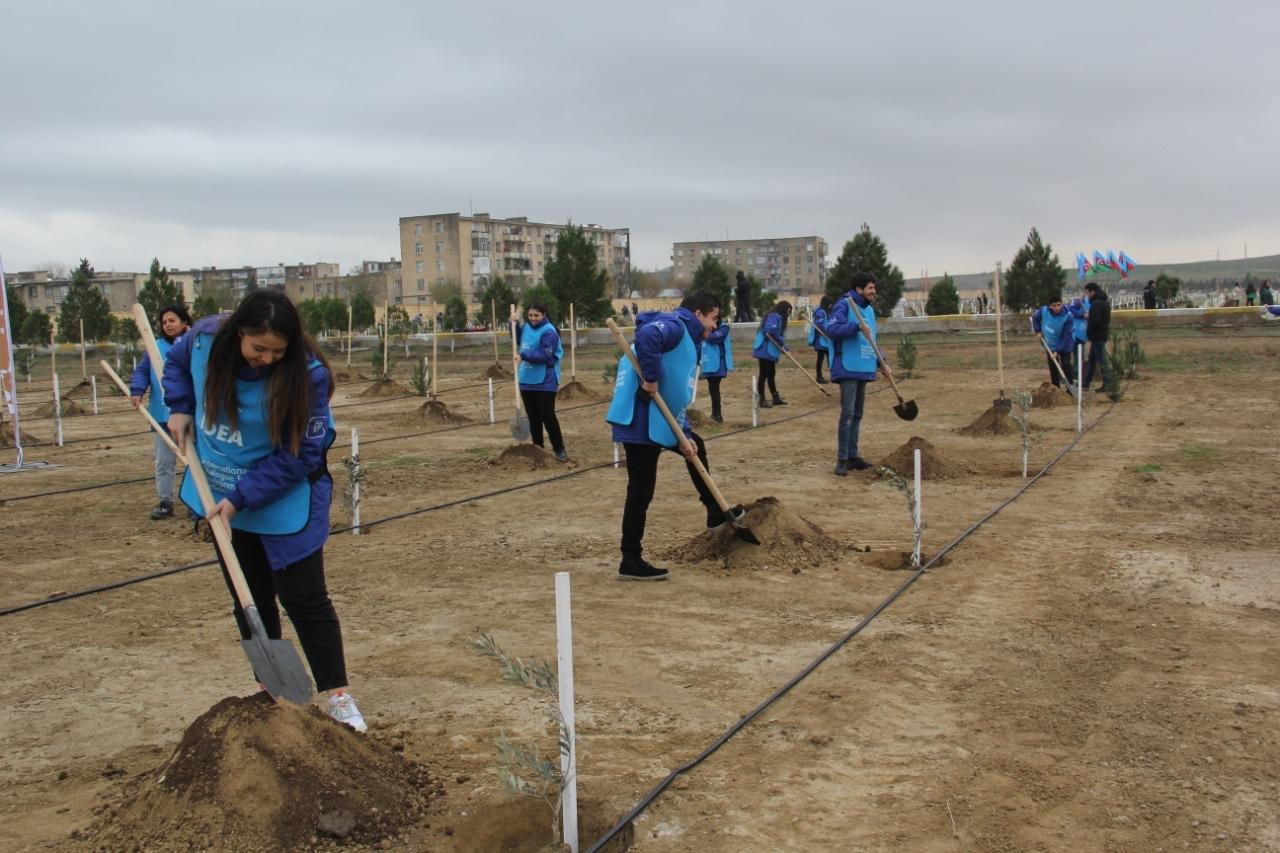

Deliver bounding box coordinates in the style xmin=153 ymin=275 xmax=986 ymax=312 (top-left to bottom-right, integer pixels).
xmin=2 ymin=327 xmax=1278 ymax=851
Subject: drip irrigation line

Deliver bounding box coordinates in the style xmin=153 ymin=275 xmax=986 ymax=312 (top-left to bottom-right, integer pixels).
xmin=333 ymin=399 xmax=611 ymax=449
xmin=20 ymin=428 xmax=152 ymax=448
xmin=585 ymin=405 xmax=1115 ymax=852
xmin=0 ymin=398 xmax=831 ymax=617
xmin=0 ymin=475 xmax=154 ymax=504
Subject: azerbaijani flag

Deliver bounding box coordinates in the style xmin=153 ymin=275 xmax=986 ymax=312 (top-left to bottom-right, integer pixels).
xmin=1119 ymin=250 xmax=1138 ymax=271
xmin=1076 ymin=252 xmax=1091 ymax=280
xmin=1093 ymin=250 xmax=1107 ymax=273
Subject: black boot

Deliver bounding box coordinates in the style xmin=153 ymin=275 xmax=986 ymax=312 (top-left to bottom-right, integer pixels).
xmin=833 ymin=459 xmax=849 ymax=477
xmin=848 ymin=457 xmax=872 ymax=471
xmin=618 ymin=553 xmax=669 ymax=581
xmin=711 ymin=409 xmax=724 ymax=423
xmin=816 ymin=374 xmax=829 ymax=385
xmin=771 ymin=396 xmax=788 ymax=406
xmin=150 ymin=499 xmax=174 ymax=520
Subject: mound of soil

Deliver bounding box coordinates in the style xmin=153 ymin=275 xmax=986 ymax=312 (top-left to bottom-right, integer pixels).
xmin=0 ymin=420 xmax=45 ymax=448
xmin=557 ymin=380 xmax=600 ymax=401
xmin=416 ymin=399 xmax=470 ymax=425
xmin=359 ymin=378 xmax=413 ymax=397
xmin=878 ymin=436 xmax=966 ymax=480
xmin=81 ymin=694 xmax=435 ymax=852
xmin=678 ymin=496 xmax=847 ymax=571
xmin=1031 ymin=381 xmax=1066 ymax=409
xmin=64 ymin=375 xmax=122 ymax=398
xmin=491 ymin=443 xmax=557 ymax=470
xmin=958 ymin=403 xmax=1016 ymax=436
xmin=480 ymin=362 xmax=512 ymax=380
xmin=332 ymin=370 xmax=368 ymax=383
xmin=34 ymin=397 xmax=85 ymax=418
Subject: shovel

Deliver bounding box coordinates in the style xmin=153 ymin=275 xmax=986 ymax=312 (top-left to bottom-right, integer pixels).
xmin=1039 ymin=338 xmax=1079 ymax=397
xmin=846 ymin=298 xmax=918 ymax=420
xmin=606 ymin=319 xmax=760 ymax=545
xmin=101 ymin=357 xmax=314 ymax=704
xmin=766 ymin=333 xmax=831 ymax=396
xmin=507 ymin=304 xmax=531 ymax=441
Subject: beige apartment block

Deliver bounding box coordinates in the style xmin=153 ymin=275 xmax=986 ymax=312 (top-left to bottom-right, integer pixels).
xmin=398 ymin=212 xmax=631 ymax=307
xmin=672 ymin=236 xmax=828 ymax=295
xmin=10 ymin=270 xmax=151 ymax=315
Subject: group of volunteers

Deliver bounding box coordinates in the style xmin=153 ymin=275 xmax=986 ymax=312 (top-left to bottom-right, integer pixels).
xmin=1029 ymin=281 xmax=1113 ymax=392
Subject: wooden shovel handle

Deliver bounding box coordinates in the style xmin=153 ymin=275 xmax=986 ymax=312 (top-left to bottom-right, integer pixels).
xmin=509 ymin=304 xmax=523 ymax=411
xmin=606 ymin=319 xmax=733 ymax=514
xmin=766 ymin=333 xmax=830 ymax=395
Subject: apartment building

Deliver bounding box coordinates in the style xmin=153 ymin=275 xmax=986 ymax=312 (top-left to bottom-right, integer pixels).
xmin=672 ymin=236 xmax=828 ymax=294
xmin=398 ymin=212 xmax=630 ymax=305
xmin=10 ymin=269 xmax=188 ymax=315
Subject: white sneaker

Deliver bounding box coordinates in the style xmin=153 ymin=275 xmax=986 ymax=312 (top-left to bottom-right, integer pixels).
xmin=327 ymin=692 xmax=368 ymax=732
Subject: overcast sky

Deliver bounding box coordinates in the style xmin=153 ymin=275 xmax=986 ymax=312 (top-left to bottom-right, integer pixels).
xmin=3 ymin=1 xmax=1277 ymax=281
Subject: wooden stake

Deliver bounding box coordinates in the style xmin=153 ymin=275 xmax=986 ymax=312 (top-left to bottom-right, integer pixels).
xmin=569 ymin=302 xmax=577 ymax=380
xmin=346 ymin=302 xmax=353 ymax=368
xmin=49 ymin=326 xmax=56 ymax=378
xmin=431 ymin=328 xmax=439 ymax=398
xmin=79 ymin=318 xmax=87 ymax=380
xmin=994 ymin=262 xmax=1006 ymax=401
xmin=382 ymin=306 xmax=390 ymax=380
xmin=490 ymin=299 xmax=498 ymax=362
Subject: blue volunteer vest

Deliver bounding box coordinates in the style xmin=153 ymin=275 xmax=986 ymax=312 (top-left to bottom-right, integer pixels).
xmin=606 ymin=324 xmax=698 ymax=448
xmin=701 ymin=331 xmax=734 ymax=376
xmin=1073 ymin=298 xmax=1090 ymax=343
xmin=752 ymin=319 xmax=782 ymax=360
xmin=1037 ymin=306 xmax=1073 ymax=351
xmin=807 ymin=308 xmax=828 ymax=348
xmin=517 ymin=321 xmax=563 ymax=386
xmin=838 ymin=299 xmax=879 ymax=373
xmin=148 ymin=338 xmax=173 ymax=424
xmin=179 ymin=332 xmax=333 ymax=535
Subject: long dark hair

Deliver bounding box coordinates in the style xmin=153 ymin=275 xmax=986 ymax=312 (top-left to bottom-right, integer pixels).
xmin=158 ymin=304 xmax=192 ymax=343
xmin=203 ymin=291 xmax=332 ymax=454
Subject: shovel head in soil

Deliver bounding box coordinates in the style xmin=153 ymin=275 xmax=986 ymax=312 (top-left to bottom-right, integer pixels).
xmin=509 ymin=412 xmax=531 ymax=441
xmin=724 ymin=505 xmax=762 ymax=545
xmin=242 ymin=605 xmax=313 ymax=704
xmin=894 ymin=398 xmax=919 ymax=420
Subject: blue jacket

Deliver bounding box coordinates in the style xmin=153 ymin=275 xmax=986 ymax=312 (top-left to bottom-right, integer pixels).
xmin=163 ymin=315 xmax=335 ymax=570
xmin=516 ymin=319 xmax=563 ymax=392
xmin=824 ymin=292 xmax=879 ymax=382
xmin=752 ymin=311 xmax=788 ymax=361
xmin=607 ymin=307 xmax=704 ymax=445
xmin=1032 ymin=305 xmax=1075 ymax=353
xmin=807 ymin=307 xmax=829 ymax=350
xmin=1068 ymin=298 xmax=1090 ymax=343
xmin=700 ymin=321 xmax=732 ymax=379
xmin=129 ymin=338 xmax=178 ymax=424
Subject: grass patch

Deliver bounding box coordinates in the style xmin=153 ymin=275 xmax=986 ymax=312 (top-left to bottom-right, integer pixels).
xmin=366 ymin=453 xmax=435 ymax=470
xmin=1178 ymin=443 xmax=1223 ymax=463
xmin=465 ymin=447 xmax=495 ymax=461
xmin=1135 ymin=463 xmax=1162 ymax=473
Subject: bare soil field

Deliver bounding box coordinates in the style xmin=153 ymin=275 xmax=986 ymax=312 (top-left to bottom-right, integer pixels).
xmin=2 ymin=327 xmax=1278 ymax=852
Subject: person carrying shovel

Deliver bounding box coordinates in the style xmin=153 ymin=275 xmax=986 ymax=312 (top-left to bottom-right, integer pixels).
xmin=752 ymin=301 xmax=793 ymax=407
xmin=606 ymin=291 xmax=726 ymax=581
xmin=1031 ymin=292 xmax=1075 ymax=389
xmin=163 ymin=291 xmax=367 ymax=732
xmin=824 ymin=272 xmax=879 ymax=476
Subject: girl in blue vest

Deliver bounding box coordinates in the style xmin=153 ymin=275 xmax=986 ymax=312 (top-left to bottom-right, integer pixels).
xmin=752 ymin=301 xmax=792 ymax=407
xmin=129 ymin=304 xmax=191 ymax=520
xmin=808 ymin=295 xmax=834 ymax=384
xmin=162 ymin=291 xmax=366 ymax=732
xmin=516 ymin=302 xmax=567 ymax=460
xmin=606 ymin=292 xmax=724 ymax=581
xmin=824 ymin=273 xmax=879 ymax=476
xmin=1031 ymin=293 xmax=1075 ymax=387
xmin=699 ymin=316 xmax=733 ymax=423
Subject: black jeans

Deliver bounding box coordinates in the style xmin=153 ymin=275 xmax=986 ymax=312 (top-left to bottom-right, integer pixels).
xmin=215 ymin=529 xmax=348 ymax=692
xmin=621 ymin=434 xmax=718 ymax=557
xmin=705 ymin=376 xmax=723 ymax=417
xmin=756 ymin=359 xmax=779 ymax=400
xmin=1082 ymin=338 xmax=1112 ymax=388
xmin=520 ymin=389 xmax=564 ymax=452
xmin=1045 ymin=349 xmax=1074 ymax=386
xmin=814 ymin=349 xmax=828 ymax=378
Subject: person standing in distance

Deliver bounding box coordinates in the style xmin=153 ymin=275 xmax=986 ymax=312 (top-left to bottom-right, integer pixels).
xmin=752 ymin=301 xmax=792 ymax=408
xmin=809 ymin=295 xmax=834 ymax=384
xmin=1081 ymin=281 xmax=1113 ymax=391
xmin=1032 ymin=293 xmax=1075 ymax=388
xmin=823 ymin=272 xmax=879 ymax=476
xmin=129 ymin=303 xmax=192 ymax=520
xmin=516 ymin=302 xmax=567 ymax=460
xmin=734 ymin=270 xmax=754 ymax=322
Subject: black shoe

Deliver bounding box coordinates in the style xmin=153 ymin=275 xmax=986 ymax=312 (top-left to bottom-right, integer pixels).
xmin=150 ymin=500 xmax=174 ymax=521
xmin=711 ymin=411 xmax=724 ymax=423
xmin=618 ymin=554 xmax=669 ymax=581
xmin=771 ymin=397 xmax=788 ymax=406
xmin=816 ymin=376 xmax=829 ymax=384
xmin=554 ymin=449 xmax=568 ymax=461
xmin=848 ymin=457 xmax=872 ymax=471
xmin=706 ymin=508 xmax=728 ymax=530
xmin=833 ymin=460 xmax=848 ymax=477
xmin=759 ymin=398 xmax=773 ymax=409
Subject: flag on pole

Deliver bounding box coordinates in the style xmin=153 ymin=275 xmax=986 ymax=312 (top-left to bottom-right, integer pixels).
xmin=1119 ymin=250 xmax=1138 ymax=272
xmin=1093 ymin=249 xmax=1107 ymax=272
xmin=1076 ymin=252 xmax=1092 ymax=280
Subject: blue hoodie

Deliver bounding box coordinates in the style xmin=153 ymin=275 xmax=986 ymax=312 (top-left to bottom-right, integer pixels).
xmin=751 ymin=311 xmax=788 ymax=361
xmin=823 ymin=291 xmax=879 ymax=382
xmin=1032 ymin=305 xmax=1075 ymax=353
xmin=129 ymin=338 xmax=179 ymax=424
xmin=1068 ymin=298 xmax=1090 ymax=344
xmin=606 ymin=307 xmax=705 ymax=446
xmin=516 ymin=318 xmax=563 ymax=393
xmin=700 ymin=321 xmax=732 ymax=379
xmin=163 ymin=315 xmax=335 ymax=571
xmin=807 ymin=307 xmax=829 ymax=351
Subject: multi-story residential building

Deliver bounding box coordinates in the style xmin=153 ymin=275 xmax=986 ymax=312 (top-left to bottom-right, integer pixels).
xmin=11 ymin=270 xmax=148 ymax=314
xmin=398 ymin=212 xmax=631 ymax=302
xmin=301 ymin=260 xmax=400 ymax=307
xmin=671 ymin=236 xmax=828 ymax=295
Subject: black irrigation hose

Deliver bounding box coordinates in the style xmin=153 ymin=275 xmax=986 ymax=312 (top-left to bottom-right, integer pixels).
xmin=0 ymin=400 xmax=831 ymax=618
xmin=0 ymin=475 xmax=154 ymax=504
xmin=585 ymin=404 xmax=1115 ymax=852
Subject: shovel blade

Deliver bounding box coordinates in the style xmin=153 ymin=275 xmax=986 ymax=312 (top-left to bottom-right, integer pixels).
xmin=726 ymin=506 xmax=762 ymax=545
xmin=894 ymin=399 xmax=919 ymax=421
xmin=241 ymin=607 xmax=313 ymax=704
xmin=509 ymin=413 xmax=531 ymax=441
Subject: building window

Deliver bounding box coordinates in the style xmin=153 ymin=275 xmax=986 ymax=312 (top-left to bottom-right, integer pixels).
xmin=436 ymin=259 xmax=445 ymax=272
xmin=415 ymin=261 xmax=424 ymax=273
xmin=435 ymin=240 xmax=444 ymax=253
xmin=434 ymin=222 xmax=444 ymax=233
xmin=414 ymin=224 xmax=423 ymax=236
xmin=417 ymin=279 xmax=425 ymax=290
xmin=414 ymin=242 xmax=423 ymax=255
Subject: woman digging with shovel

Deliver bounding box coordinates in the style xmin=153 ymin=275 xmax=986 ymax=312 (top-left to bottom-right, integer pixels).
xmin=162 ymin=291 xmax=368 ymax=732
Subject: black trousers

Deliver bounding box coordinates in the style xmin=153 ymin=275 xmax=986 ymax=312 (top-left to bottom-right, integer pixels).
xmin=520 ymin=389 xmax=564 ymax=451
xmin=756 ymin=359 xmax=779 ymax=399
xmin=814 ymin=349 xmax=828 ymax=377
xmin=705 ymin=376 xmax=723 ymax=417
xmin=621 ymin=434 xmax=717 ymax=557
xmin=1045 ymin=349 xmax=1074 ymax=386
xmin=215 ymin=529 xmax=348 ymax=692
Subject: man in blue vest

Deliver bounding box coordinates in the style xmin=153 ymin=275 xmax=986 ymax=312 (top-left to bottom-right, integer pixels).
xmin=606 ymin=292 xmax=724 ymax=581
xmin=823 ymin=272 xmax=879 ymax=477
xmin=1031 ymin=293 xmax=1075 ymax=387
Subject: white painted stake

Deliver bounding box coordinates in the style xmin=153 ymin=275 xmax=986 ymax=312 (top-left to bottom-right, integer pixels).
xmin=751 ymin=372 xmax=759 ymax=427
xmin=487 ymin=378 xmax=495 ymax=424
xmin=90 ymin=375 xmax=98 ymax=415
xmin=612 ymin=442 xmax=620 ymax=468
xmin=554 ymin=572 xmax=579 ymax=853
xmin=132 ymin=355 xmax=137 ymax=372
xmin=52 ymin=373 xmax=64 ymax=447
xmin=913 ymin=448 xmax=922 ymax=569
xmin=351 ymin=427 xmax=361 ymax=535
xmin=1076 ymin=343 xmax=1084 ymax=434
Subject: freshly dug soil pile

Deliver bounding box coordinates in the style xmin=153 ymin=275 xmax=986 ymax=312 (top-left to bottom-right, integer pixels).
xmin=359 ymin=378 xmax=413 ymax=397
xmin=679 ymin=496 xmax=848 ymax=571
xmin=491 ymin=443 xmax=556 ymax=470
xmin=332 ymin=370 xmax=368 ymax=383
xmin=81 ymin=694 xmax=435 ymax=852
xmin=557 ymin=380 xmax=600 ymax=401
xmin=34 ymin=398 xmax=85 ymax=417
xmin=416 ymin=399 xmax=470 ymax=425
xmin=1031 ymin=381 xmax=1066 ymax=409
xmin=958 ymin=403 xmax=1016 ymax=436
xmin=65 ymin=375 xmax=122 ymax=398
xmin=878 ymin=436 xmax=966 ymax=480
xmin=685 ymin=408 xmax=706 ymax=428
xmin=0 ymin=420 xmax=44 ymax=448
xmin=480 ymin=362 xmax=512 ymax=380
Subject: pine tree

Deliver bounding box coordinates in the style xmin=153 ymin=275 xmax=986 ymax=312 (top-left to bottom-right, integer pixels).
xmin=350 ymin=293 xmax=376 ymax=329
xmin=136 ymin=258 xmax=184 ymax=322
xmin=21 ymin=310 xmax=51 ymax=347
xmin=544 ymin=224 xmax=613 ymax=324
xmin=1003 ymin=228 xmax=1066 ymax=311
xmin=925 ymin=274 xmax=960 ymax=315
xmin=5 ymin=281 xmax=29 ymax=338
xmin=691 ymin=256 xmax=731 ymax=310
xmin=442 ymin=295 xmax=469 ymax=331
xmin=474 ymin=276 xmax=517 ymax=325
xmin=824 ymin=224 xmax=905 ymax=318
xmin=519 ymin=284 xmax=562 ymax=321
xmin=57 ymin=259 xmax=112 ymax=342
